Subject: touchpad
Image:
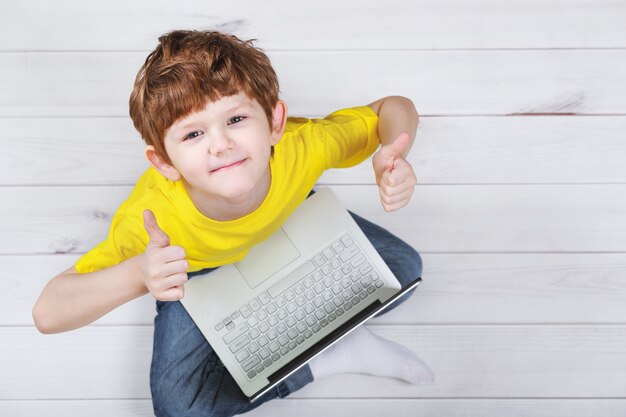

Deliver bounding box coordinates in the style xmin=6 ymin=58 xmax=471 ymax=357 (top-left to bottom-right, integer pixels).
xmin=235 ymin=228 xmax=300 ymax=289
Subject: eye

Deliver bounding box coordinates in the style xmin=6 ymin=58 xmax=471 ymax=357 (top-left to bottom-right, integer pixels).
xmin=228 ymin=115 xmax=246 ymax=125
xmin=183 ymin=131 xmax=202 ymax=141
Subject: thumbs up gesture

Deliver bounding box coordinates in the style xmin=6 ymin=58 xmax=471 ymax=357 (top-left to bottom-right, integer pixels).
xmin=140 ymin=209 xmax=189 ymax=301
xmin=372 ymin=132 xmax=417 ymax=212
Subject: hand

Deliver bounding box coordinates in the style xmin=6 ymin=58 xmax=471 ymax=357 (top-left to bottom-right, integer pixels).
xmin=141 ymin=209 xmax=189 ymax=301
xmin=372 ymin=132 xmax=417 ymax=212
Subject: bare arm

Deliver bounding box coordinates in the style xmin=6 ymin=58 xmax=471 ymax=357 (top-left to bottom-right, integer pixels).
xmin=32 ymin=255 xmax=149 ymax=334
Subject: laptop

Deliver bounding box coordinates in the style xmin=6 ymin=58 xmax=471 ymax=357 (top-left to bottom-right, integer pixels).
xmin=180 ymin=187 xmax=422 ymax=402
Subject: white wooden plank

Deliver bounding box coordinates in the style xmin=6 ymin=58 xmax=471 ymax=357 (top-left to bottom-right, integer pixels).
xmin=3 ymin=399 xmax=626 ymax=417
xmin=3 ymin=325 xmax=626 ymax=399
xmin=2 ymin=116 xmax=626 ymax=186
xmin=1 ymin=0 xmax=624 ymax=50
xmin=1 ymin=50 xmax=625 ymax=117
xmin=1 ymin=185 xmax=625 ymax=255
xmin=9 ymin=254 xmax=626 ymax=326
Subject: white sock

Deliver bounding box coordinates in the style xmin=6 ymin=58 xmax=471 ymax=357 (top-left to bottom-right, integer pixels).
xmin=308 ymin=326 xmax=435 ymax=385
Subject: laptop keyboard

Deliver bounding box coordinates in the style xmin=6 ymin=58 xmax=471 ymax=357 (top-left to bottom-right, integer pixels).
xmin=213 ymin=232 xmax=386 ymax=379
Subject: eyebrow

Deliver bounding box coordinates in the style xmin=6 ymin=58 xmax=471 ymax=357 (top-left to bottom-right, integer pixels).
xmin=177 ymin=103 xmax=251 ymax=131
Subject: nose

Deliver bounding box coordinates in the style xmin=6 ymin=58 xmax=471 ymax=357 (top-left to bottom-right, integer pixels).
xmin=208 ymin=132 xmax=234 ymax=156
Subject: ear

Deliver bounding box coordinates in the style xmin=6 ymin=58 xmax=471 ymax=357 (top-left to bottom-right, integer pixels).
xmin=145 ymin=145 xmax=182 ymax=181
xmin=269 ymin=100 xmax=288 ymax=146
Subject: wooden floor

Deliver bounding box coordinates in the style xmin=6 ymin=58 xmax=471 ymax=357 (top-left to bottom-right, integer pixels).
xmin=2 ymin=1 xmax=626 ymax=416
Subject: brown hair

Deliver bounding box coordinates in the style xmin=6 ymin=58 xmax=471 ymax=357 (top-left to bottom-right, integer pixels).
xmin=129 ymin=30 xmax=280 ymax=165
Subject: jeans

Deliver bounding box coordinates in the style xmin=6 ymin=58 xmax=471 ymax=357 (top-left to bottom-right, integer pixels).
xmin=150 ymin=193 xmax=423 ymax=417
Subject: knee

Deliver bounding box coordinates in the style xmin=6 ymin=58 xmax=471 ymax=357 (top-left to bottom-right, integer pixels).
xmin=392 ymin=243 xmax=423 ymax=284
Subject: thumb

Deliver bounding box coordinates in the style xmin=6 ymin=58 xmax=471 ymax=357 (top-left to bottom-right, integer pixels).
xmin=379 ymin=132 xmax=411 ymax=171
xmin=143 ymin=209 xmax=170 ymax=248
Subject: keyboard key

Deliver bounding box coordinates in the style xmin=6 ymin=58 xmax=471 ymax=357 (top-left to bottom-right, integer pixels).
xmin=313 ymin=254 xmax=326 ymax=266
xmin=257 ymin=336 xmax=269 ymax=347
xmin=288 ymin=341 xmax=297 ymax=350
xmin=247 ymin=370 xmax=257 ymax=379
xmin=295 ymin=296 xmax=306 ymax=307
xmin=280 ymin=347 xmax=289 ymax=355
xmin=248 ymin=342 xmax=260 ymax=353
xmin=331 ymin=241 xmax=344 ymax=253
xmin=359 ymin=263 xmax=373 ymax=275
xmin=259 ymin=348 xmax=270 ymax=359
xmin=268 ymin=261 xmax=316 ymax=298
xmin=242 ymin=355 xmax=260 ymax=372
xmin=350 ymin=254 xmax=366 ymax=268
xmin=268 ymin=342 xmax=280 ymax=353
xmin=230 ymin=311 xmax=240 ymax=321
xmin=249 ymin=328 xmax=260 ymax=340
xmin=255 ymin=364 xmax=265 ymax=373
xmin=258 ymin=292 xmax=271 ymax=305
xmin=323 ymin=248 xmax=335 ymax=260
xmin=228 ymin=335 xmax=250 ymax=353
xmin=265 ymin=303 xmax=277 ymax=315
xmin=214 ymin=322 xmax=224 ymax=331
xmin=223 ymin=323 xmax=249 ymax=344
xmin=341 ymin=234 xmax=354 ymax=247
xmin=239 ymin=306 xmax=252 ymax=318
xmin=248 ymin=298 xmax=262 ymax=312
xmin=236 ymin=349 xmax=250 ymax=362
xmin=339 ymin=245 xmax=360 ymax=263
xmin=278 ymin=335 xmax=289 ymax=346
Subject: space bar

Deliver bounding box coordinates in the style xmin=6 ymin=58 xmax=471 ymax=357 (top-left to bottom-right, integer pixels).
xmin=268 ymin=260 xmax=316 ymax=298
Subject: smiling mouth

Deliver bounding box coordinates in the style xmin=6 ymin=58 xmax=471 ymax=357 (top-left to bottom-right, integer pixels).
xmin=210 ymin=158 xmax=247 ymax=173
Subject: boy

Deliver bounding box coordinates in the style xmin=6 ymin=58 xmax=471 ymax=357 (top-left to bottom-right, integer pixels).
xmin=33 ymin=30 xmax=434 ymax=416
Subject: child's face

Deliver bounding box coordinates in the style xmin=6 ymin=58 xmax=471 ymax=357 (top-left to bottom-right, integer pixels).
xmin=152 ymin=92 xmax=285 ymax=204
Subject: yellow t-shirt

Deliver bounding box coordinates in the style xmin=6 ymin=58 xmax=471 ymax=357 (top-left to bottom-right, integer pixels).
xmin=75 ymin=106 xmax=380 ymax=273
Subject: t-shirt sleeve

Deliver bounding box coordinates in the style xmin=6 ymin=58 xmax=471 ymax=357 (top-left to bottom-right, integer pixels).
xmin=74 ymin=215 xmax=148 ymax=274
xmin=307 ymin=106 xmax=381 ymax=169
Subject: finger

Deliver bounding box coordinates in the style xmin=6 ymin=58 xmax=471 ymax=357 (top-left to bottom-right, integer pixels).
xmin=143 ymin=209 xmax=171 ymax=248
xmin=380 ymin=187 xmax=415 ymax=206
xmin=159 ymin=272 xmax=189 ymax=292
xmin=160 ymin=258 xmax=189 ymax=278
xmin=381 ymin=196 xmax=411 ymax=212
xmin=156 ymin=245 xmax=187 ymax=264
xmin=380 ymin=132 xmax=411 ymax=162
xmin=159 ymin=284 xmax=186 ymax=302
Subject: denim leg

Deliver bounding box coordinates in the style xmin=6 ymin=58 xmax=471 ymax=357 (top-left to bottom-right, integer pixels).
xmin=150 ymin=268 xmax=313 ymax=417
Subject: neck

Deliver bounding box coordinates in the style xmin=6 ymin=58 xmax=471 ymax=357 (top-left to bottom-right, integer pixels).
xmin=185 ymin=166 xmax=272 ymax=222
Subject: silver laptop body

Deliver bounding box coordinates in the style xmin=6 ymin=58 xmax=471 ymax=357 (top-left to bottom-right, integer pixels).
xmin=180 ymin=187 xmax=422 ymax=401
